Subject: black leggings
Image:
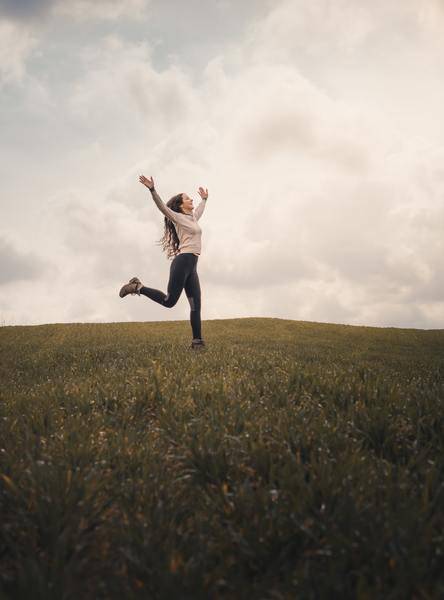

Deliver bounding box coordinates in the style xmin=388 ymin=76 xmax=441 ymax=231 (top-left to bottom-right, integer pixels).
xmin=139 ymin=253 xmax=202 ymax=339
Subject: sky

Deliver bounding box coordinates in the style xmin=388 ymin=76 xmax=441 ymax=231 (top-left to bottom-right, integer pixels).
xmin=1 ymin=0 xmax=443 ymax=329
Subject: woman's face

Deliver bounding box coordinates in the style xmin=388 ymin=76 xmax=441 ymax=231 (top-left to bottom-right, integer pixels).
xmin=181 ymin=193 xmax=194 ymax=213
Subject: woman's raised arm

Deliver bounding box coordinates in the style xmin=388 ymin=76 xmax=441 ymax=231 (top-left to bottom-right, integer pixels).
xmin=139 ymin=174 xmax=180 ymax=224
xmin=194 ymin=186 xmax=209 ymax=221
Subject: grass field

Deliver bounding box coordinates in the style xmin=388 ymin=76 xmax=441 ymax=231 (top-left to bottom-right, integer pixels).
xmin=0 ymin=317 xmax=443 ymax=599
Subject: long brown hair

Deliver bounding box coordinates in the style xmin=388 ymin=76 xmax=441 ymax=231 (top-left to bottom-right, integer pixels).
xmin=156 ymin=193 xmax=184 ymax=259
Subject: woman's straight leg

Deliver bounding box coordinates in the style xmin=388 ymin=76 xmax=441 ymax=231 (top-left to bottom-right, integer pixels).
xmin=184 ymin=259 xmax=202 ymax=339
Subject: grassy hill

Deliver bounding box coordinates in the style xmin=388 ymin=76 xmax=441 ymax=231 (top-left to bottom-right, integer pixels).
xmin=0 ymin=317 xmax=443 ymax=599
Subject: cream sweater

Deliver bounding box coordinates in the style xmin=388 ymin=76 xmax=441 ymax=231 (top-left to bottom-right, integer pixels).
xmin=150 ymin=188 xmax=207 ymax=256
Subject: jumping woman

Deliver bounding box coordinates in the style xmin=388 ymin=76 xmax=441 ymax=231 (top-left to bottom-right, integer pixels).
xmin=119 ymin=175 xmax=209 ymax=350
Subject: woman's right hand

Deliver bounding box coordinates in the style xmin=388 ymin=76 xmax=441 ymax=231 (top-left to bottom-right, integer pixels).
xmin=139 ymin=174 xmax=154 ymax=190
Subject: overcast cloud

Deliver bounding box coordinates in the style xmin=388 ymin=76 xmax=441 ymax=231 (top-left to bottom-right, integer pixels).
xmin=0 ymin=0 xmax=443 ymax=328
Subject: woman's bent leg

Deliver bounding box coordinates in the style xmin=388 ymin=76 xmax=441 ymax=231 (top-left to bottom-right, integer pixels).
xmin=139 ymin=254 xmax=192 ymax=308
xmin=138 ymin=286 xmax=166 ymax=304
xmin=184 ymin=262 xmax=202 ymax=339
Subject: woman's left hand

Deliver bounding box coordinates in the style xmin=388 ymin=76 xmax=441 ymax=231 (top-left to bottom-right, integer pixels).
xmin=198 ymin=187 xmax=208 ymax=199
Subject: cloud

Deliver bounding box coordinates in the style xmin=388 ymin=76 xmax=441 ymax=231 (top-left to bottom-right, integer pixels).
xmin=0 ymin=0 xmax=54 ymax=22
xmin=225 ymin=63 xmax=373 ymax=175
xmin=0 ymin=19 xmax=39 ymax=85
xmin=2 ymin=0 xmax=444 ymax=327
xmin=52 ymin=0 xmax=150 ymax=21
xmin=65 ymin=35 xmax=199 ymax=138
xmin=0 ymin=0 xmax=150 ymax=22
xmin=0 ymin=235 xmax=52 ymax=284
xmin=238 ymin=0 xmax=442 ymax=69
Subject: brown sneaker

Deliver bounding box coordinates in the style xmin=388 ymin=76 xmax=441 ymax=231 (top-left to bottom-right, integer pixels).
xmin=119 ymin=277 xmax=143 ymax=298
xmin=190 ymin=339 xmax=206 ymax=350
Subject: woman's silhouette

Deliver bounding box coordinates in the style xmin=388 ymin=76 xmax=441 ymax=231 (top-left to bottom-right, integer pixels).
xmin=119 ymin=175 xmax=209 ymax=350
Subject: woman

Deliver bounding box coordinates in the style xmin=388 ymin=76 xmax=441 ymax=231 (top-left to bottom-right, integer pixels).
xmin=119 ymin=175 xmax=209 ymax=350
